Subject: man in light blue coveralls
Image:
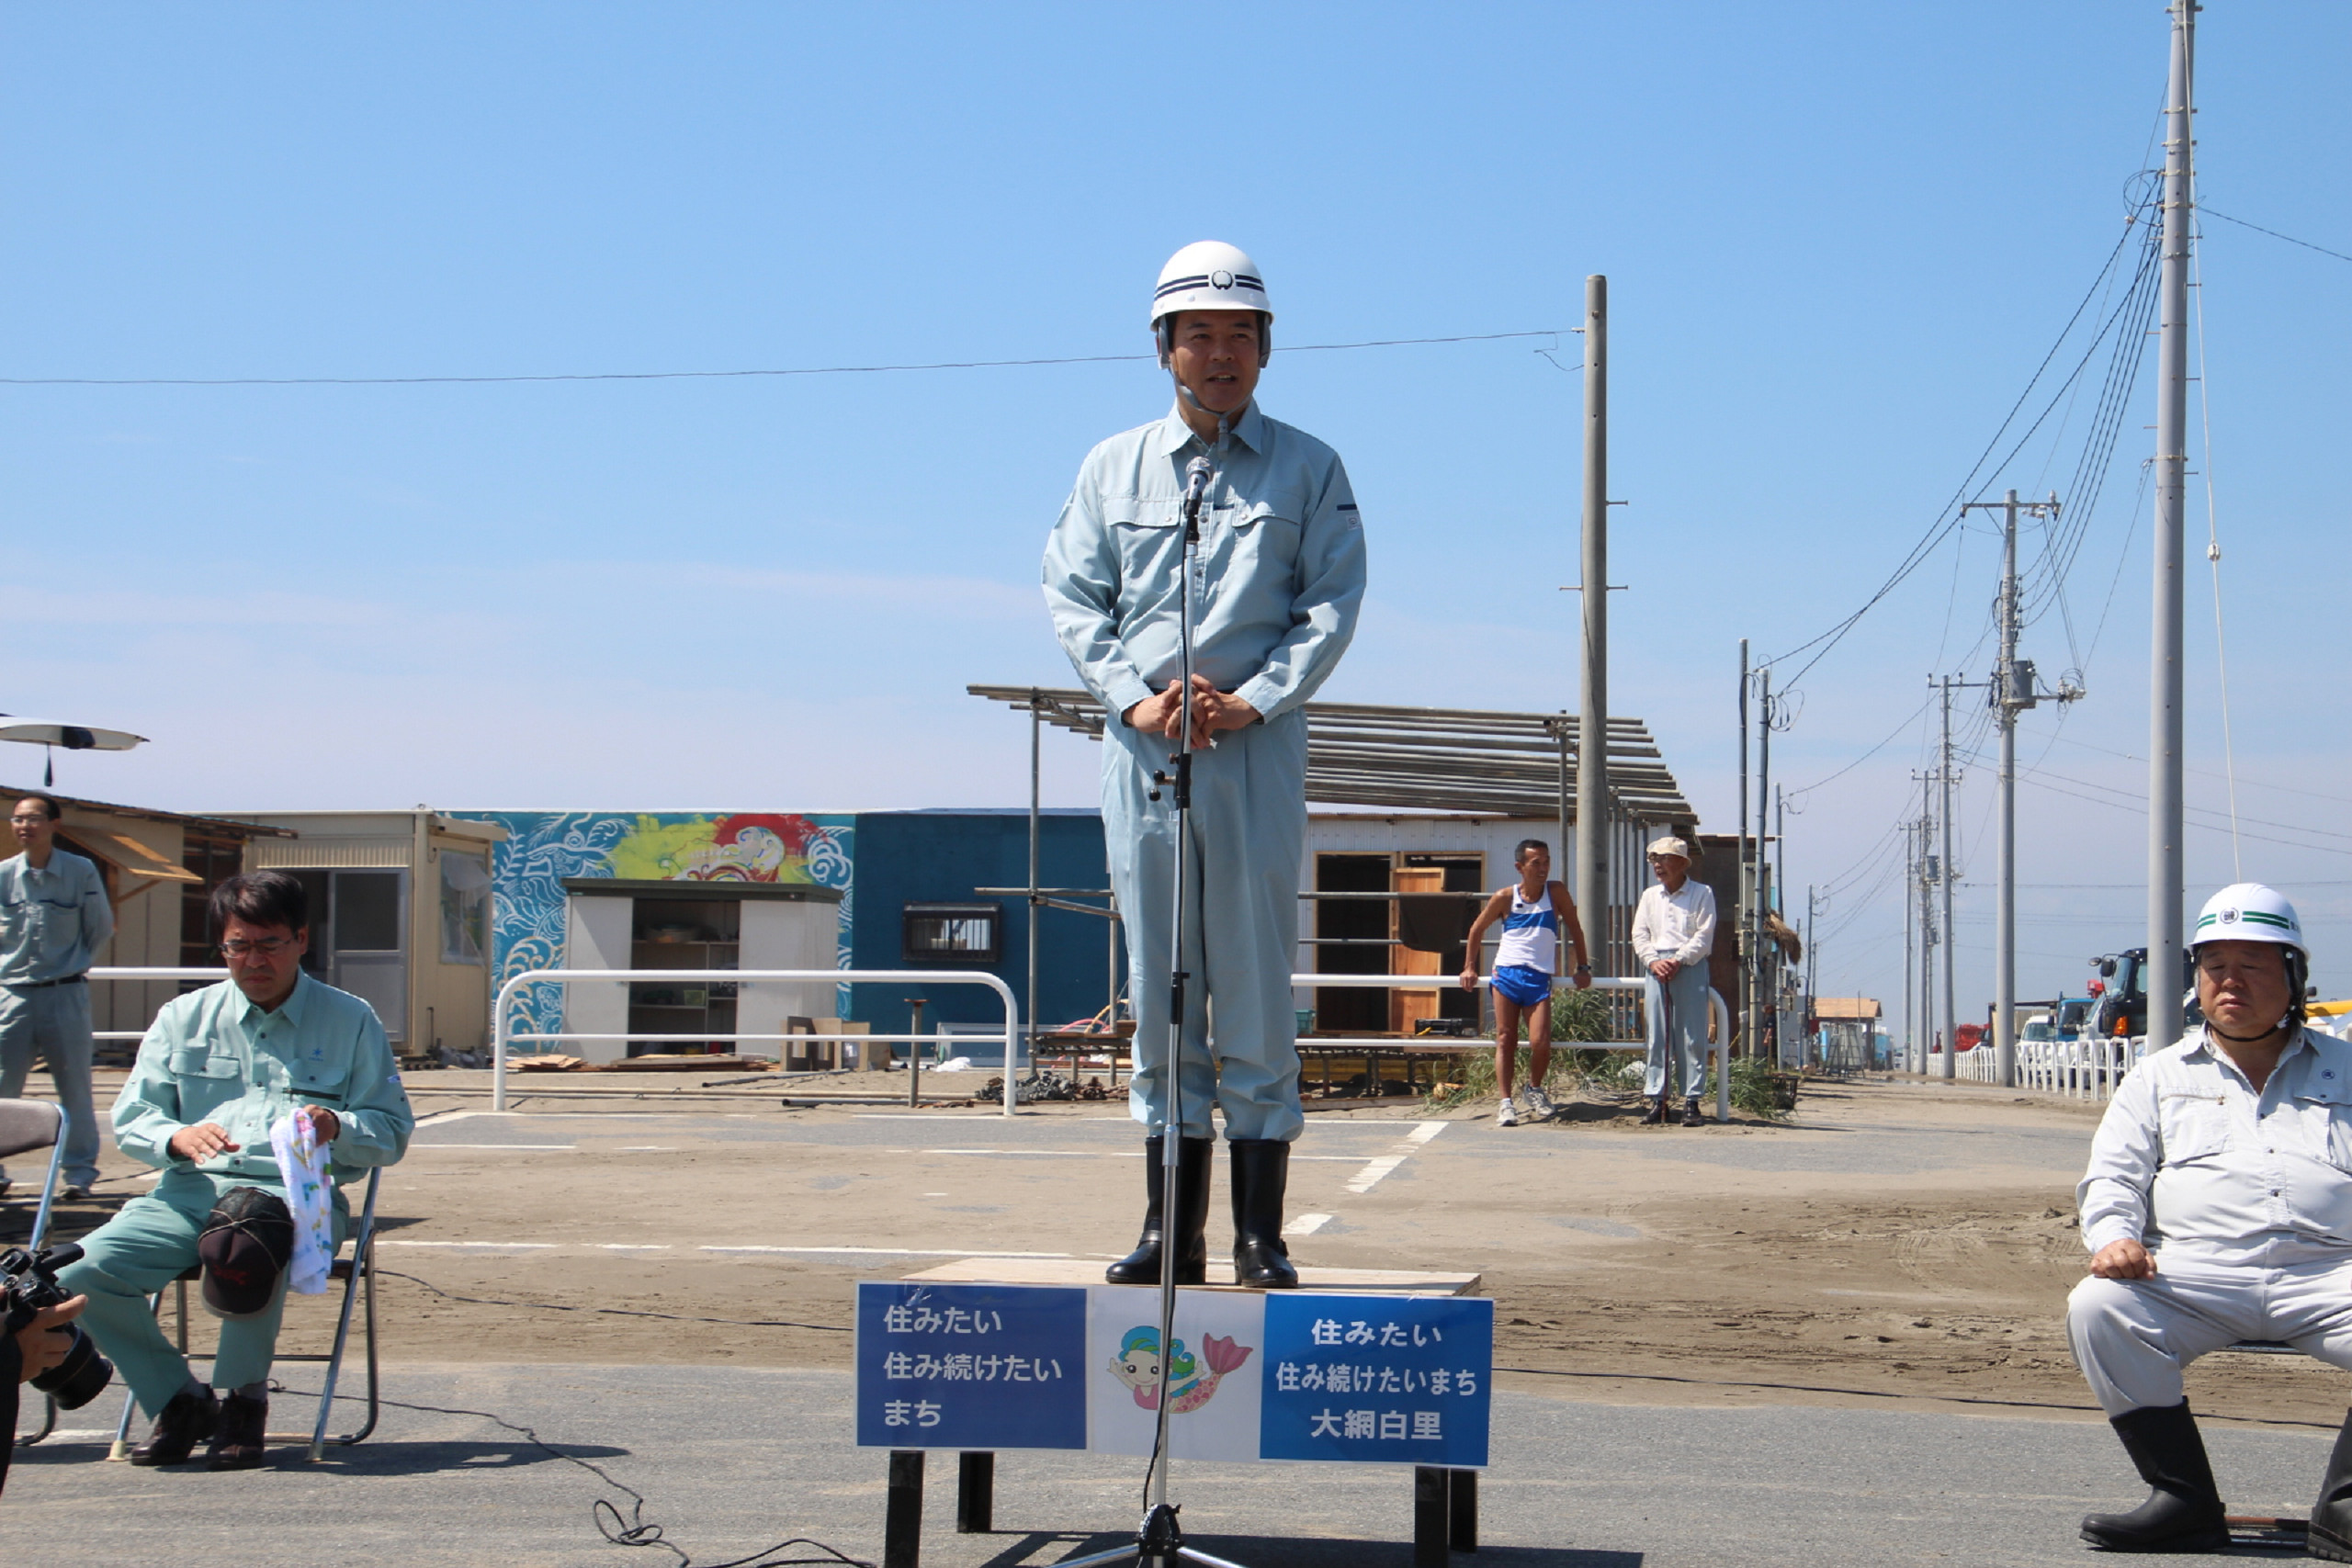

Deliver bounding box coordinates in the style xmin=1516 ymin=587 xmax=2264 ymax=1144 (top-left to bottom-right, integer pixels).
xmin=60 ymin=870 xmax=412 ymax=1471
xmin=0 ymin=793 xmax=114 ymax=1200
xmin=1044 ymin=241 xmax=1366 ymax=1290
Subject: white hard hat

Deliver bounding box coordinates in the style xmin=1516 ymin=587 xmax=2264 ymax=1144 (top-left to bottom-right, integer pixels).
xmin=1149 ymin=241 xmax=1274 ymax=329
xmin=2193 ymin=883 xmax=2306 ymax=955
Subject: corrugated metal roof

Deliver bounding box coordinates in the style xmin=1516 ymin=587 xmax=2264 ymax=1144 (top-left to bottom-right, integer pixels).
xmin=968 ymin=686 xmax=1696 ymax=825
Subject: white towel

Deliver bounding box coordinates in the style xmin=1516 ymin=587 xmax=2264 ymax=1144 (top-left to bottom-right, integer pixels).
xmin=269 ymin=1113 xmax=336 ymax=1295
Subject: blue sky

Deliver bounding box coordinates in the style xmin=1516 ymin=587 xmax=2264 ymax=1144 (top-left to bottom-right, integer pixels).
xmin=4 ymin=4 xmax=2346 ymax=1017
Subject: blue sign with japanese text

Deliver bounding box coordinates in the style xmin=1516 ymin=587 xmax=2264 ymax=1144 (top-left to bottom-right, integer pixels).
xmin=854 ymin=1282 xmax=1087 ymax=1450
xmin=1256 ymin=1294 xmax=1492 ymax=1467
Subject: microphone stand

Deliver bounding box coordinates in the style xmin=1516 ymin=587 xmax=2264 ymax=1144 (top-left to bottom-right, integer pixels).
xmin=1065 ymin=457 xmax=1255 ymax=1568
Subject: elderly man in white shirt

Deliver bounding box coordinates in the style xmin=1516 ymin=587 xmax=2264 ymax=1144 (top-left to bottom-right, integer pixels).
xmin=2067 ymin=883 xmax=2352 ymax=1557
xmin=1630 ymin=836 xmax=1715 ymax=1127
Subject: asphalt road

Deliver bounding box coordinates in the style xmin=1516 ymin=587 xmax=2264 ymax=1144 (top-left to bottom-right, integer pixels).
xmin=7 ymin=1363 xmax=2323 ymax=1566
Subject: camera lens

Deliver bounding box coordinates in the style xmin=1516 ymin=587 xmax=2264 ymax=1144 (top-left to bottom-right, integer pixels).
xmin=30 ymin=1326 xmax=112 ymax=1410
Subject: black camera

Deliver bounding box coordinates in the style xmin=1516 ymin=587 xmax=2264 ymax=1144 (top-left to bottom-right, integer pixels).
xmin=1 ymin=1243 xmax=113 ymax=1409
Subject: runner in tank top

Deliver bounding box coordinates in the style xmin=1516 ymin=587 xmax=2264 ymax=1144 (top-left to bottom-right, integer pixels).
xmin=1459 ymin=839 xmax=1591 ymax=1125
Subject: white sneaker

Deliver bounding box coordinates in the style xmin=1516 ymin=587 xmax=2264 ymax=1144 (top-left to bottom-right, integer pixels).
xmin=1497 ymin=1099 xmax=1520 ymax=1127
xmin=1521 ymin=1084 xmax=1556 ymax=1121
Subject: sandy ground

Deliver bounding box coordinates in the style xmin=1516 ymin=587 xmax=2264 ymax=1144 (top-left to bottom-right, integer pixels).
xmin=13 ymin=1069 xmax=2346 ymax=1434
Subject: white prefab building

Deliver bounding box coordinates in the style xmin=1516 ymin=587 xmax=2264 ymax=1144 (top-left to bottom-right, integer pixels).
xmin=224 ymin=809 xmax=508 ymax=1058
xmin=556 ymin=878 xmax=842 ymax=1065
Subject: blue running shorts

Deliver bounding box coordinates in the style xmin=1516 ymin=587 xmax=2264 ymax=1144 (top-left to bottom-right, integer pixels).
xmin=1490 ymin=964 xmax=1554 ymax=1008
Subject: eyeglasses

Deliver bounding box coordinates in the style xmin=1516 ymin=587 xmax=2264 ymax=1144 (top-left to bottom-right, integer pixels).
xmin=220 ymin=937 xmax=297 ymax=958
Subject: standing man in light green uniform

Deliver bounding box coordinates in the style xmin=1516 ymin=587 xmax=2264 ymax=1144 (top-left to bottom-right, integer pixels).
xmin=1044 ymin=242 xmax=1367 ymax=1290
xmin=0 ymin=792 xmax=114 ymax=1199
xmin=59 ymin=870 xmax=412 ymax=1470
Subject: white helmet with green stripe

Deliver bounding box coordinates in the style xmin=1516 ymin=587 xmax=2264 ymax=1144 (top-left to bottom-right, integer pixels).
xmin=2193 ymin=883 xmax=2306 ymax=955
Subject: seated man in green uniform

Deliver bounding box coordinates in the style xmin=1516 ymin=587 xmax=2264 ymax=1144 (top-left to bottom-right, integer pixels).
xmin=60 ymin=871 xmax=413 ymax=1470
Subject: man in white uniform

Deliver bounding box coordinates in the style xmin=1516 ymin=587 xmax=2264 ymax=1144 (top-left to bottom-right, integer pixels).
xmin=1043 ymin=243 xmax=1367 ymax=1290
xmin=2068 ymin=883 xmax=2352 ymax=1556
xmin=1631 ymin=836 xmax=1714 ymax=1126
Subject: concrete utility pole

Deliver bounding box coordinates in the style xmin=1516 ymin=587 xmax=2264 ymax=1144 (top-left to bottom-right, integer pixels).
xmin=1916 ymin=774 xmax=1938 ymax=1075
xmin=1937 ymin=676 xmax=1959 ymax=1081
xmin=1960 ymin=489 xmax=2065 ymax=1089
xmin=1737 ymin=641 xmax=1750 ymax=1056
xmin=2147 ymin=0 xmax=2197 ymax=1051
xmin=1576 ymin=276 xmax=1611 ymax=978
xmin=1902 ymin=818 xmax=1916 ymax=1072
xmin=1746 ymin=667 xmax=1773 ymax=1066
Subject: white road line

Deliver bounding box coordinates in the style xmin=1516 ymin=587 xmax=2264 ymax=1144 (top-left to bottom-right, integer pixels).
xmin=701 ymin=1246 xmax=1088 ymax=1258
xmin=413 ymin=1109 xmax=506 ymax=1127
xmin=597 ymin=1244 xmax=673 ymax=1251
xmin=379 ymin=1240 xmax=557 ymax=1250
xmin=1283 ymin=1213 xmax=1333 ymax=1236
xmin=922 ymin=1147 xmax=1362 ymax=1161
xmin=411 ymin=1143 xmax=575 ymax=1151
xmin=1342 ymin=1122 xmax=1451 ymax=1193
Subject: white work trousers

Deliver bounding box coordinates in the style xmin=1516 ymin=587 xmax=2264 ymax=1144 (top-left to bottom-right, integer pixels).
xmin=1104 ymin=705 xmax=1306 ymax=1144
xmin=2066 ymin=1249 xmax=2352 ymax=1416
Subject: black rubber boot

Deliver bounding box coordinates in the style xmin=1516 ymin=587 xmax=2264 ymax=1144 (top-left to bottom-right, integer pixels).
xmin=128 ymin=1385 xmax=219 ymax=1466
xmin=2305 ymin=1405 xmax=2352 ymax=1561
xmin=2078 ymin=1401 xmax=2230 ymax=1552
xmin=1229 ymin=1139 xmax=1299 ymax=1290
xmin=1639 ymin=1096 xmax=1668 ymax=1125
xmin=206 ymin=1390 xmax=270 ymax=1471
xmin=1104 ymin=1135 xmax=1210 ymax=1286
xmin=1682 ymin=1097 xmax=1706 ymax=1127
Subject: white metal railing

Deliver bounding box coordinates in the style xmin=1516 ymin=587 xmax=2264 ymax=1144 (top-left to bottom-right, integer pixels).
xmin=492 ymin=968 xmax=1021 ymax=1115
xmin=86 ymin=965 xmax=231 ymax=1040
xmin=1952 ymin=1035 xmax=2147 ymax=1100
xmin=1298 ymin=974 xmax=1736 ymax=1122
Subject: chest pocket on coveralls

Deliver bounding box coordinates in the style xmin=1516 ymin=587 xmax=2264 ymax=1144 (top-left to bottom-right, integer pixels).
xmin=1102 ymin=498 xmax=1182 ymax=581
xmin=2292 ymin=1074 xmax=2352 ymax=1171
xmin=2157 ymin=1090 xmax=2232 ymax=1168
xmin=288 ymin=1032 xmax=355 ymax=1108
xmin=1223 ymin=500 xmax=1304 ymax=585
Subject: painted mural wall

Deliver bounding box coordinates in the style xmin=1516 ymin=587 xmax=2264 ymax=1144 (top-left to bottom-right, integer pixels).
xmin=458 ymin=811 xmax=855 ymax=1039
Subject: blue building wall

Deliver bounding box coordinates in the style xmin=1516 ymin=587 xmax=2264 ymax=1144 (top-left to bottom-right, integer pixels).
xmin=848 ymin=808 xmax=1114 ymax=1058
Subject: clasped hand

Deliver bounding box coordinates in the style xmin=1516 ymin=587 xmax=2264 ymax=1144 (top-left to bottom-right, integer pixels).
xmin=1124 ymin=675 xmax=1259 ymax=747
xmin=2088 ymin=1238 xmax=2156 ymax=1280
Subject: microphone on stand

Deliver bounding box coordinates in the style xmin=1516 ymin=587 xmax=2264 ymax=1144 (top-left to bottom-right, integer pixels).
xmin=1182 ymin=456 xmax=1213 ymax=542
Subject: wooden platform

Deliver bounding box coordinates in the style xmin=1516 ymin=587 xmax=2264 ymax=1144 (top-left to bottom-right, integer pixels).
xmin=898 ymin=1256 xmax=1480 ymax=1295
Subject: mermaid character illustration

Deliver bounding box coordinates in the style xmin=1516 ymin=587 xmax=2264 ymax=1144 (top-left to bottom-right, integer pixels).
xmin=1105 ymin=1326 xmax=1254 ymax=1414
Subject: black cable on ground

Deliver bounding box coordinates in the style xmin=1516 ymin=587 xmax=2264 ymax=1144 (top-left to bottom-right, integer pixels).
xmin=276 ymin=1384 xmax=874 ymax=1568
xmin=373 ymin=1267 xmax=850 ymax=1333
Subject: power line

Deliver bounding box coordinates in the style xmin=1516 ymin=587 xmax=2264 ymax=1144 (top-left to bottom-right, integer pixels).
xmin=0 ymin=329 xmax=1566 ymax=388
xmin=2201 ymin=206 xmax=2352 ymax=265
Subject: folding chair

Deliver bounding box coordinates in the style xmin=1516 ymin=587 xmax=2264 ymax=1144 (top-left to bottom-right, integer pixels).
xmin=107 ymin=1166 xmax=382 ymax=1463
xmin=1 ymin=1100 xmax=70 ymax=1447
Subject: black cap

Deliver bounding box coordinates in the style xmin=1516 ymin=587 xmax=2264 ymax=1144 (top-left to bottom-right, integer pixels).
xmin=198 ymin=1187 xmax=293 ymax=1320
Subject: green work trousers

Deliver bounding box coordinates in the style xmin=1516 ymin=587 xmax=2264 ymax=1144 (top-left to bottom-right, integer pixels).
xmin=58 ymin=1168 xmax=347 ymax=1419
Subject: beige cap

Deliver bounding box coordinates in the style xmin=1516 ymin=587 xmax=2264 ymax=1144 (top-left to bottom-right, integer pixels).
xmin=1646 ymin=836 xmax=1690 ymax=860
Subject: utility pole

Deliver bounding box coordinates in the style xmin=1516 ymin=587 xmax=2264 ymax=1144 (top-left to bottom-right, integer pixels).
xmin=1916 ymin=774 xmax=1938 ymax=1075
xmin=1960 ymin=490 xmax=2069 ymax=1089
xmin=1804 ymin=885 xmax=1817 ymax=1069
xmin=1902 ymin=817 xmax=1915 ymax=1073
xmin=1737 ymin=640 xmax=1750 ymax=1058
xmin=1936 ymin=676 xmax=1959 ymax=1082
xmin=1576 ymin=276 xmax=1611 ymax=983
xmin=2147 ymin=0 xmax=2196 ymax=1051
xmin=1747 ymin=666 xmax=1772 ymax=1066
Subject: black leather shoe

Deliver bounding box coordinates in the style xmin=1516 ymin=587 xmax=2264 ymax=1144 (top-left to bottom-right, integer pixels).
xmin=2306 ymin=1404 xmax=2352 ymax=1560
xmin=2079 ymin=1401 xmax=2230 ymax=1552
xmin=1682 ymin=1098 xmax=1706 ymax=1127
xmin=1228 ymin=1139 xmax=1299 ymax=1289
xmin=206 ymin=1391 xmax=269 ymax=1471
xmin=1105 ymin=1135 xmax=1211 ymax=1286
xmin=1639 ymin=1097 xmax=1668 ymax=1125
xmin=129 ymin=1386 xmax=220 ymax=1467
